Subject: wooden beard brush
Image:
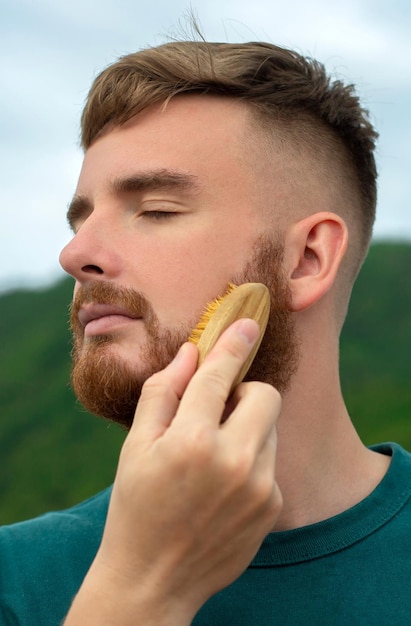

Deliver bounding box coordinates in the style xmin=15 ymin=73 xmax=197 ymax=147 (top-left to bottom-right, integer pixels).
xmin=188 ymin=283 xmax=270 ymax=391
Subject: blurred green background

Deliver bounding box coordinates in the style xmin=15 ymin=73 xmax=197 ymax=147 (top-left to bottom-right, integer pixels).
xmin=1 ymin=241 xmax=411 ymax=524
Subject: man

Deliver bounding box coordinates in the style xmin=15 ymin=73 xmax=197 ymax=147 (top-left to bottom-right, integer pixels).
xmin=1 ymin=40 xmax=410 ymax=625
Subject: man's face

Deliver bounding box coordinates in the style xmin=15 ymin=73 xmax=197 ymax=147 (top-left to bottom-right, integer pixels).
xmin=60 ymin=96 xmax=298 ymax=427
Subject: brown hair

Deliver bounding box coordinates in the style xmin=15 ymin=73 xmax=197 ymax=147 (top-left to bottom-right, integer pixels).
xmin=81 ymin=40 xmax=378 ymax=261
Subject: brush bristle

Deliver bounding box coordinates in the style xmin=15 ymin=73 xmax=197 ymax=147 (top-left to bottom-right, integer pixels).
xmin=188 ymin=283 xmax=237 ymax=345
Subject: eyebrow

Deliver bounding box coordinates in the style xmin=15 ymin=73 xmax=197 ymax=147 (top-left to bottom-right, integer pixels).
xmin=66 ymin=195 xmax=92 ymax=232
xmin=66 ymin=169 xmax=201 ymax=231
xmin=112 ymin=169 xmax=201 ymax=195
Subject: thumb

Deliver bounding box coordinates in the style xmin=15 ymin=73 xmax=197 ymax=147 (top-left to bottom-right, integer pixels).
xmin=129 ymin=341 xmax=199 ymax=443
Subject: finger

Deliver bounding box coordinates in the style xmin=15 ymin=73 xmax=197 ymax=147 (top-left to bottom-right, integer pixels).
xmin=222 ymin=381 xmax=281 ymax=454
xmin=174 ymin=318 xmax=260 ymax=428
xmin=130 ymin=341 xmax=199 ymax=442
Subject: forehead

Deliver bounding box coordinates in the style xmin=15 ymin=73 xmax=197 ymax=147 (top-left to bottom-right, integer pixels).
xmin=110 ymin=93 xmax=251 ymax=138
xmin=81 ymin=95 xmax=253 ymax=177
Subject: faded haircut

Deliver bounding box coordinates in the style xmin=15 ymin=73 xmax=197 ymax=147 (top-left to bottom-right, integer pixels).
xmin=81 ymin=40 xmax=378 ymax=270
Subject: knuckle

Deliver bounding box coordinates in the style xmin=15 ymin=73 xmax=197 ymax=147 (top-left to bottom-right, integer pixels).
xmin=252 ymin=381 xmax=281 ymax=402
xmin=169 ymin=424 xmax=221 ymax=472
xmin=222 ymin=449 xmax=254 ymax=485
xmin=194 ymin=334 xmax=258 ymax=399
xmin=222 ymin=337 xmax=248 ymax=362
xmin=181 ymin=426 xmax=215 ymax=460
xmin=245 ymin=381 xmax=282 ymax=417
xmin=251 ymin=478 xmax=283 ymax=532
xmin=252 ymin=471 xmax=276 ymax=505
xmin=198 ymin=367 xmax=231 ymax=397
xmin=265 ymin=383 xmax=282 ymax=406
xmin=269 ymin=483 xmax=284 ymax=519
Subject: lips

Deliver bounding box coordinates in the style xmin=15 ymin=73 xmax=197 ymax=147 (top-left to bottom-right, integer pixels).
xmin=77 ymin=303 xmax=141 ymax=337
xmin=78 ymin=303 xmax=139 ymax=327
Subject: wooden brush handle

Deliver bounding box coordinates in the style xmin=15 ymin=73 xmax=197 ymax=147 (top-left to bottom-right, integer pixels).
xmin=196 ymin=283 xmax=270 ymax=391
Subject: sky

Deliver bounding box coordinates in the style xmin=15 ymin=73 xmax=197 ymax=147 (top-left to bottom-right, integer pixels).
xmin=1 ymin=0 xmax=410 ymax=293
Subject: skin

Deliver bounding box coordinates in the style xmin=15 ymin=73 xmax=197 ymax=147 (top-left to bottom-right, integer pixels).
xmin=61 ymin=95 xmax=390 ymax=623
xmin=60 ymin=97 xmax=268 ymax=371
xmin=64 ymin=323 xmax=282 ymax=625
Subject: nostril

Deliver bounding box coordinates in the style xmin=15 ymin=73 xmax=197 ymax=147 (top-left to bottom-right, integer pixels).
xmin=82 ymin=264 xmax=104 ymax=275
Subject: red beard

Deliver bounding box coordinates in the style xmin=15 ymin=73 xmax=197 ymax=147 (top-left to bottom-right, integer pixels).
xmin=70 ymin=237 xmax=299 ymax=429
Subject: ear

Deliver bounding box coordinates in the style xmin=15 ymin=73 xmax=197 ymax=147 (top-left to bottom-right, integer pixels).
xmin=284 ymin=212 xmax=348 ymax=312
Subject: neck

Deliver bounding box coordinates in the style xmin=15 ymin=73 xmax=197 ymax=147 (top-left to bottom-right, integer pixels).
xmin=271 ymin=327 xmax=390 ymax=531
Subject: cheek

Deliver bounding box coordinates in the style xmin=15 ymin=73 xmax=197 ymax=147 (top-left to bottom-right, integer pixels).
xmin=141 ymin=246 xmax=219 ymax=324
xmin=139 ymin=239 xmax=251 ymax=328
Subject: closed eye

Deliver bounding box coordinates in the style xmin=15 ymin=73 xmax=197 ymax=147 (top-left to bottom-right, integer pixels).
xmin=141 ymin=210 xmax=179 ymax=220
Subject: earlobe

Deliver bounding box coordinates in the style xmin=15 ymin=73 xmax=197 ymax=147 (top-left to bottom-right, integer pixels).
xmin=286 ymin=212 xmax=348 ymax=312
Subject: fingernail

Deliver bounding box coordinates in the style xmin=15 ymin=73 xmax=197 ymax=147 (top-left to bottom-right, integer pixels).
xmin=235 ymin=318 xmax=260 ymax=345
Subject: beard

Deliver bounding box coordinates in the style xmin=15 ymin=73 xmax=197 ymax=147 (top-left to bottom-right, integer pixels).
xmin=70 ymin=236 xmax=299 ymax=429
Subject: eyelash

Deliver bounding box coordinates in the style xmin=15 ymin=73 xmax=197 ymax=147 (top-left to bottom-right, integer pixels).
xmin=142 ymin=210 xmax=178 ymax=220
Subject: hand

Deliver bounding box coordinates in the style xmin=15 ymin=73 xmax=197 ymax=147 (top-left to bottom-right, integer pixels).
xmin=65 ymin=319 xmax=282 ymax=625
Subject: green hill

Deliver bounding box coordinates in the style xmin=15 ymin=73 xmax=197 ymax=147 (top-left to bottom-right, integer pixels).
xmin=1 ymin=241 xmax=411 ymax=524
xmin=1 ymin=279 xmax=125 ymax=524
xmin=340 ymin=242 xmax=411 ymax=448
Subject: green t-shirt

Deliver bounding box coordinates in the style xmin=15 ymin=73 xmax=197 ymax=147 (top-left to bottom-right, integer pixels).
xmin=1 ymin=443 xmax=410 ymax=625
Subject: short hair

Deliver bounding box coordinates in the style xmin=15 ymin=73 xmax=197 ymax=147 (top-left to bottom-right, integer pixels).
xmin=81 ymin=40 xmax=378 ymax=263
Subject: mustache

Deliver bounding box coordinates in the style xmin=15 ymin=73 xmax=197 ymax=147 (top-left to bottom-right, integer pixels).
xmin=70 ymin=281 xmax=154 ymax=330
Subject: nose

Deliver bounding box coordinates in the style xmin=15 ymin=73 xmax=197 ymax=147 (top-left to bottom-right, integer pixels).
xmin=59 ymin=218 xmax=121 ymax=283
